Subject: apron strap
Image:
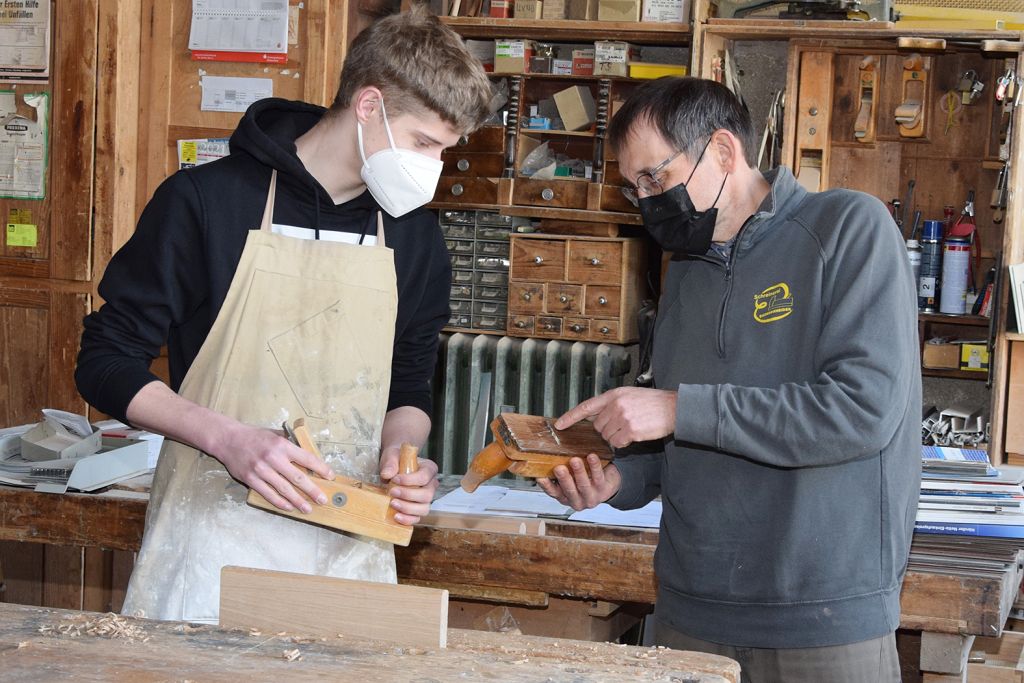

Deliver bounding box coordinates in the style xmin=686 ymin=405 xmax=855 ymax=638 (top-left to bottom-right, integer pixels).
xmin=259 ymin=170 xmax=278 ymax=233
xmin=376 ymin=211 xmax=387 ymax=248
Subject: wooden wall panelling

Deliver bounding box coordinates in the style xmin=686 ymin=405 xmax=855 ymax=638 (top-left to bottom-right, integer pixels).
xmin=0 ymin=541 xmax=43 ymax=607
xmin=42 ymin=545 xmax=83 ymax=611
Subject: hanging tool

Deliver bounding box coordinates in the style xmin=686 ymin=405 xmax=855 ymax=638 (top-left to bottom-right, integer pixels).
xmin=992 ymin=164 xmax=1008 ymax=224
xmin=902 ymin=179 xmax=916 ymax=237
xmin=889 ymin=198 xmax=903 ymax=233
xmin=247 ymin=418 xmax=421 ymax=546
xmin=910 ymin=210 xmax=922 ymax=240
xmin=948 ymin=190 xmax=981 ymax=293
xmin=854 ymin=56 xmax=877 ymax=143
xmin=957 ymin=69 xmax=985 ymax=105
xmin=896 ymin=54 xmax=928 ymax=138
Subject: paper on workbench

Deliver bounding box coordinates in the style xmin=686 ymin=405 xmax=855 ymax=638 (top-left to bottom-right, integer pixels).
xmin=569 ymin=500 xmax=663 ymax=529
xmin=431 ymin=485 xmax=573 ymax=517
xmin=430 ymin=485 xmax=509 ymax=513
xmin=486 ymin=489 xmax=573 ymax=516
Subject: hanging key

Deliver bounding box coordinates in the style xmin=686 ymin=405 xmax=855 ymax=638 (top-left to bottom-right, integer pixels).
xmin=958 ymin=70 xmax=984 ymax=105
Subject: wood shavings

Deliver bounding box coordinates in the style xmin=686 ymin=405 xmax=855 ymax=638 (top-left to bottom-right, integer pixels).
xmin=16 ymin=641 xmax=28 ymax=649
xmin=248 ymin=628 xmax=262 ymax=637
xmin=41 ymin=613 xmax=149 ymax=642
xmin=283 ymin=648 xmax=302 ymax=662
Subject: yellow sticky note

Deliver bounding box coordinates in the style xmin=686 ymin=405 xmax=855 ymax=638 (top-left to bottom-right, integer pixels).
xmin=179 ymin=141 xmax=197 ymax=165
xmin=6 ymin=223 xmax=37 ymax=247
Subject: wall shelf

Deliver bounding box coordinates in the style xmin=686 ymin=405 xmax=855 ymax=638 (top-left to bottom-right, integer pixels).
xmin=919 ymin=313 xmax=991 ymax=328
xmin=922 ymin=368 xmax=989 ymax=381
xmin=703 ymin=18 xmax=1019 ymax=43
xmin=441 ymin=17 xmax=690 ymax=44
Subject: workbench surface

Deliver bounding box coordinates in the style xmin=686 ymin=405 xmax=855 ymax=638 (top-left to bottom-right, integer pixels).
xmin=0 ymin=603 xmax=740 ymax=682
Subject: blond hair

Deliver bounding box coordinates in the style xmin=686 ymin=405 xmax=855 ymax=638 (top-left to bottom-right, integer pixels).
xmin=330 ymin=6 xmax=491 ymax=134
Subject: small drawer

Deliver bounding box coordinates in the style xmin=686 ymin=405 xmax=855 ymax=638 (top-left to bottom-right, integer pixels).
xmin=475 ymin=240 xmax=511 ymax=258
xmin=600 ymin=185 xmax=640 ymax=214
xmin=447 ymin=312 xmax=472 ymax=328
xmin=567 ymin=240 xmax=623 ymax=286
xmin=535 ymin=316 xmax=564 ymax=336
xmin=473 ymin=270 xmax=508 ymax=287
xmin=472 ymin=314 xmax=506 ymax=331
xmin=602 ymin=162 xmax=626 ymax=186
xmin=512 ymin=177 xmax=589 ymax=210
xmin=475 ymin=256 xmax=510 ymax=272
xmin=473 ymin=284 xmax=508 ymax=301
xmin=477 ymin=225 xmax=513 ymax=241
xmin=473 ymin=300 xmax=508 ymax=318
xmin=476 ymin=211 xmax=514 ymax=227
xmin=508 ymin=315 xmax=535 ymax=334
xmin=510 ymin=237 xmax=565 ymax=281
xmin=439 ymin=210 xmax=475 ymax=225
xmin=452 ymin=269 xmax=475 ymax=285
xmin=546 ymin=284 xmax=583 ymax=313
xmin=590 ymin=318 xmax=620 ymax=341
xmin=450 ymin=253 xmax=475 ymax=269
xmin=442 ymin=152 xmax=505 ymax=178
xmin=585 ymin=286 xmax=620 ymax=315
xmin=450 ymin=284 xmax=473 ymax=300
xmin=441 ymin=222 xmax=475 ymax=239
xmin=450 ymin=299 xmax=473 ymax=315
xmin=435 ymin=176 xmax=498 ymax=204
xmin=453 ymin=125 xmax=505 ymax=153
xmin=564 ymin=318 xmax=591 ymax=339
xmin=445 ymin=238 xmax=476 ymax=254
xmin=509 ymin=281 xmax=544 ymax=314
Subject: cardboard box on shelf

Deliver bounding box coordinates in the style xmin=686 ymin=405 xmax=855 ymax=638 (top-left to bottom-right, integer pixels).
xmin=960 ymin=343 xmax=990 ymax=372
xmin=466 ymin=39 xmax=495 ymax=71
xmin=641 ymin=0 xmax=687 ymax=22
xmin=571 ymin=48 xmax=595 ymax=75
xmin=553 ymin=85 xmax=597 ymax=132
xmin=490 ymin=0 xmax=512 ymax=16
xmin=514 ymin=0 xmax=544 ymax=17
xmin=494 ymin=39 xmax=535 ymax=74
xmin=595 ymin=40 xmax=638 ymax=77
xmin=552 ymin=58 xmax=573 ymax=74
xmin=598 ymin=0 xmax=641 ymax=21
xmin=922 ymin=340 xmax=961 ymax=370
xmin=542 ymin=0 xmax=567 ymax=18
xmin=568 ymin=0 xmax=599 ymax=18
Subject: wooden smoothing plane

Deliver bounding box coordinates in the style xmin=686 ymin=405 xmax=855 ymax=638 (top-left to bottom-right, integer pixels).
xmin=461 ymin=413 xmax=613 ymax=493
xmin=247 ymin=418 xmax=419 ymax=546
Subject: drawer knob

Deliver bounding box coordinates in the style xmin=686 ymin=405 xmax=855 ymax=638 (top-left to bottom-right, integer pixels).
xmin=451 ymin=183 xmax=464 ymax=196
xmin=571 ymin=324 xmax=583 ymax=333
xmin=541 ymin=188 xmax=555 ymax=201
xmin=516 ymin=320 xmax=527 ymax=328
xmin=600 ymin=326 xmax=611 ymax=334
xmin=598 ymin=296 xmax=608 ymax=305
xmin=457 ymin=158 xmax=470 ymax=171
xmin=559 ymin=295 xmax=569 ymax=304
xmin=589 ymin=257 xmax=602 ymax=266
xmin=544 ymin=323 xmax=554 ymax=331
xmin=523 ymin=292 xmax=532 ymax=301
xmin=533 ymin=256 xmax=544 ymax=264
xmin=457 ymin=135 xmax=469 ymax=146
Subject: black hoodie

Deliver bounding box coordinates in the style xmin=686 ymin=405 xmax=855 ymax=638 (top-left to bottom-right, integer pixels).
xmin=76 ymin=98 xmax=451 ymax=423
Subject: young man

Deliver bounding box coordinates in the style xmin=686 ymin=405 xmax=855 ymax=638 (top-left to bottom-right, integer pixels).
xmin=540 ymin=78 xmax=919 ymax=683
xmin=75 ymin=8 xmax=492 ymax=622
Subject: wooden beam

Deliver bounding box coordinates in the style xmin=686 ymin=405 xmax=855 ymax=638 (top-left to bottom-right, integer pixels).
xmin=219 ymin=566 xmax=449 ymax=649
xmin=402 ymin=578 xmax=549 ymax=607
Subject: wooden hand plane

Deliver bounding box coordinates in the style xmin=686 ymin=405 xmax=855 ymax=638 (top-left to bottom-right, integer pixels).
xmin=461 ymin=413 xmax=614 ymax=493
xmin=246 ymin=418 xmax=419 ymax=546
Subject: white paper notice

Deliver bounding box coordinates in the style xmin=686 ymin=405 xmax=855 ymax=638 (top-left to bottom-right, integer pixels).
xmin=189 ymin=0 xmax=289 ymax=53
xmin=200 ymin=75 xmax=272 ymax=113
xmin=569 ymin=499 xmax=663 ymax=528
xmin=0 ymin=0 xmax=49 ymax=82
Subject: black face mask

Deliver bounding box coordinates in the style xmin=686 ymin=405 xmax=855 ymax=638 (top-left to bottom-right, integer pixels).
xmin=638 ymin=140 xmax=728 ymax=256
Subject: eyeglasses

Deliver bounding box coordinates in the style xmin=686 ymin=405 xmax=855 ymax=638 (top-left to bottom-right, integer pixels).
xmin=621 ymin=149 xmax=684 ymax=207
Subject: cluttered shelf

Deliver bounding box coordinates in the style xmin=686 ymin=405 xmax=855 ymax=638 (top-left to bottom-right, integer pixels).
xmin=701 ymin=18 xmax=1021 ymax=44
xmin=919 ymin=312 xmax=992 ymax=328
xmin=441 ymin=17 xmax=691 ymax=43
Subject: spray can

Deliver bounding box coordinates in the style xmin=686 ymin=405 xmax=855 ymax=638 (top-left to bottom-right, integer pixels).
xmin=906 ymin=238 xmax=921 ymax=286
xmin=918 ymin=220 xmax=943 ymax=312
xmin=939 ymin=236 xmax=971 ymax=315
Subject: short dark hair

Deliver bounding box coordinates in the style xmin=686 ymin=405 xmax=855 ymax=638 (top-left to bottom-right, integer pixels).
xmin=607 ymin=77 xmax=757 ymax=168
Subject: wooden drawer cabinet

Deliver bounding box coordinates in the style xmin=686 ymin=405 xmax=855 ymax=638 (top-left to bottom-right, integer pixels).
xmin=512 ymin=177 xmax=589 ymax=210
xmin=441 ymin=152 xmax=505 ymax=178
xmin=507 ymin=235 xmax=645 ymax=344
xmin=453 ymin=125 xmax=505 ymax=153
xmin=435 ymin=176 xmax=499 ymax=204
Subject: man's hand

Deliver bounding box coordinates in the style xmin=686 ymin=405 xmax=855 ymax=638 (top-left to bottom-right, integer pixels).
xmin=215 ymin=423 xmax=337 ymax=514
xmin=536 ymin=454 xmax=621 ymax=511
xmin=380 ymin=445 xmax=439 ymax=525
xmin=554 ymin=387 xmax=677 ymax=449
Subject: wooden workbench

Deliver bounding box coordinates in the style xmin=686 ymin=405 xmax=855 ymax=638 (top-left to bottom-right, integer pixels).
xmin=1 ymin=479 xmax=1022 ymax=681
xmin=0 ymin=603 xmax=739 ymax=682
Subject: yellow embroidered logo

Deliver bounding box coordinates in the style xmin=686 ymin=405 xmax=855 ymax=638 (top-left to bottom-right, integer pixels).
xmin=753 ymin=282 xmax=794 ymax=323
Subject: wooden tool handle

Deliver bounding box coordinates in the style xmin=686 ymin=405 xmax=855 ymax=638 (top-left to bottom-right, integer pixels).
xmin=290 ymin=418 xmax=322 ymax=459
xmin=398 ymin=442 xmax=419 ymax=475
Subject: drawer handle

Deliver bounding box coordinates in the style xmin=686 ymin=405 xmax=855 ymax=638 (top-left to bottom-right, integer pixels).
xmin=457 ymin=158 xmax=470 ymax=171
xmin=589 ymin=257 xmax=602 ymax=266
xmin=457 ymin=135 xmax=469 ymax=146
xmin=515 ymin=320 xmax=528 ymax=328
xmin=600 ymin=326 xmax=611 ymax=334
xmin=543 ymin=323 xmax=555 ymax=331
xmin=571 ymin=324 xmax=583 ymax=333
xmin=451 ymin=183 xmax=464 ymax=196
xmin=541 ymin=188 xmax=555 ymax=201
xmin=533 ymin=256 xmax=544 ymax=264
xmin=559 ymin=295 xmax=569 ymax=304
xmin=598 ymin=296 xmax=608 ymax=305
xmin=523 ymin=292 xmax=532 ymax=301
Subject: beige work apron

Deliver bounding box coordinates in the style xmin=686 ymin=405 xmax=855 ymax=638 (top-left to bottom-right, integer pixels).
xmin=122 ymin=172 xmax=398 ymax=622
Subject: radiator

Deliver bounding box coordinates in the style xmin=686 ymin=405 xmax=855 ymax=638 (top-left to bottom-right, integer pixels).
xmin=423 ymin=333 xmax=632 ymax=476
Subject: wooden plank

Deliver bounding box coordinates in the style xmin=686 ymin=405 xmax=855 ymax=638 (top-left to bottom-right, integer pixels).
xmin=1006 ymin=343 xmax=1024 ymax=456
xmin=0 ymin=602 xmax=741 ymax=682
xmin=47 ymin=291 xmax=89 ymax=415
xmin=49 ymin=0 xmax=99 ymax=282
xmin=0 ymin=488 xmax=147 ymax=551
xmin=448 ymin=595 xmax=641 ymax=642
xmin=421 ymin=511 xmax=546 ymax=535
xmin=82 ymin=548 xmax=113 ymax=613
xmin=0 ymin=541 xmax=43 ymax=606
xmin=0 ymin=298 xmax=48 ymax=427
xmin=219 ymin=566 xmax=449 ymax=649
xmin=109 ymin=550 xmax=134 ymax=614
xmin=900 ymin=570 xmax=1007 ymax=637
xmin=402 ymin=578 xmax=549 ymax=607
xmin=921 ymin=632 xmax=976 ymax=675
xmin=41 ymin=545 xmax=83 ymax=611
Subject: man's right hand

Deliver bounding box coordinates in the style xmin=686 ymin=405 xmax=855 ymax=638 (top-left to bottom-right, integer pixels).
xmin=215 ymin=423 xmax=336 ymax=513
xmin=535 ymin=454 xmax=621 ymax=511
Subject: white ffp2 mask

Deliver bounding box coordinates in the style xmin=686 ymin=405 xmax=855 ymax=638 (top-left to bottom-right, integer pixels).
xmin=357 ymin=100 xmax=444 ymax=218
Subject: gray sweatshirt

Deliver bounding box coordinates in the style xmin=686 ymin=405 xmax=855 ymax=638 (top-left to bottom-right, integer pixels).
xmin=611 ymin=167 xmax=921 ymax=648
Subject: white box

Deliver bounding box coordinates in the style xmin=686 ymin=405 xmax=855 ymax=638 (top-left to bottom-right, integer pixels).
xmin=642 ymin=0 xmax=687 ymax=22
